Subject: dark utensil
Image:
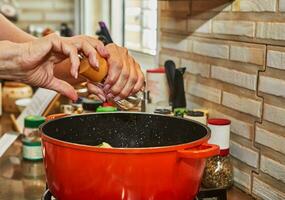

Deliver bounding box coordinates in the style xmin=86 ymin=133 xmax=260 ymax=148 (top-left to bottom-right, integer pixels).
xmin=96 ymin=21 xmax=113 ymax=45
xmin=173 ymin=67 xmax=186 ymax=109
xmin=164 ymin=60 xmax=176 ymax=105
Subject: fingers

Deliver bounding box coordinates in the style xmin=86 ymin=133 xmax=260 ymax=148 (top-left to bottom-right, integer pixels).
xmin=86 ymin=36 xmax=109 ymax=58
xmin=46 ymin=77 xmax=78 ymax=101
xmin=67 ymin=37 xmax=99 ymax=69
xmin=48 ymin=34 xmax=107 ymax=80
xmin=107 ymin=58 xmax=130 ymax=99
xmin=67 ymin=35 xmax=109 ymax=71
xmin=132 ymin=63 xmax=145 ymax=94
xmin=87 ymin=82 xmax=106 ymax=102
xmin=43 ymin=35 xmax=145 ymax=101
xmin=61 ymin=42 xmax=80 ymax=79
xmin=80 ymin=41 xmax=99 ymax=69
xmin=114 ymin=57 xmax=137 ymax=100
xmin=103 ymin=45 xmax=124 ymax=90
xmin=102 ymin=44 xmax=145 ymax=100
xmin=48 ymin=34 xmax=80 ymax=79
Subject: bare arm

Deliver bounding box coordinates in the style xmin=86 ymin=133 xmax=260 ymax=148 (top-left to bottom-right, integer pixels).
xmin=0 ymin=14 xmax=82 ymax=84
xmin=0 ymin=15 xmax=144 ymax=100
xmin=0 ymin=14 xmax=35 ymax=42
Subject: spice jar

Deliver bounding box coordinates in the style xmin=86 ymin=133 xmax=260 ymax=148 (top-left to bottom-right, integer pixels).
xmin=60 ymin=104 xmax=74 ymax=114
xmin=184 ymin=110 xmax=207 ymax=125
xmin=82 ymin=98 xmax=103 ymax=113
xmin=193 ymin=109 xmax=209 ymax=120
xmin=22 ymin=159 xmax=46 ymax=200
xmin=22 ymin=115 xmax=45 ymax=161
xmin=202 ymin=118 xmax=233 ymax=188
xmin=154 ymin=108 xmax=172 ymax=116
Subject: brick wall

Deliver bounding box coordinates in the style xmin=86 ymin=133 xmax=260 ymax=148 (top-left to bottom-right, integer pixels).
xmin=6 ymin=0 xmax=74 ymax=32
xmin=159 ymin=0 xmax=285 ymax=199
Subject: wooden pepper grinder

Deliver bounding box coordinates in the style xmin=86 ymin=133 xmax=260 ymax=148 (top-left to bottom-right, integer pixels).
xmin=78 ymin=54 xmax=108 ymax=83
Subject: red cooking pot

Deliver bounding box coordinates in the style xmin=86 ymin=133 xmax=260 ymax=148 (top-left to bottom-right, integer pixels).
xmin=41 ymin=112 xmax=219 ymax=200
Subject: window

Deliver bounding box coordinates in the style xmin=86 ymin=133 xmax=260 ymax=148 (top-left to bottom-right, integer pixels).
xmin=124 ymin=0 xmax=157 ymax=55
xmin=75 ymin=0 xmax=158 ymax=69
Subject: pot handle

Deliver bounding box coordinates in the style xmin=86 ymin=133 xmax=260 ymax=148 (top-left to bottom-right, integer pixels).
xmin=177 ymin=143 xmax=220 ymax=159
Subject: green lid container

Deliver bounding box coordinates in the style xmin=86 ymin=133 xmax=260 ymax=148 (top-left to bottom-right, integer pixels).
xmin=24 ymin=115 xmax=46 ymax=128
xmin=96 ymin=106 xmax=117 ymax=112
xmin=174 ymin=108 xmax=186 ymax=117
xmin=22 ymin=138 xmax=41 ymax=146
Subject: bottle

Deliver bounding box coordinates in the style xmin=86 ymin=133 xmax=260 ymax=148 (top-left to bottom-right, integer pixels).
xmin=202 ymin=118 xmax=234 ymax=188
xmin=22 ymin=115 xmax=46 ymax=161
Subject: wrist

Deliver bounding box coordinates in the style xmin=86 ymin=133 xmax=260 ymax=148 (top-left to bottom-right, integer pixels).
xmin=0 ymin=40 xmax=26 ymax=79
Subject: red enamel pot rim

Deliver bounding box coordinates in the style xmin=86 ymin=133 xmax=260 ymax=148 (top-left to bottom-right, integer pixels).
xmin=40 ymin=112 xmax=211 ymax=154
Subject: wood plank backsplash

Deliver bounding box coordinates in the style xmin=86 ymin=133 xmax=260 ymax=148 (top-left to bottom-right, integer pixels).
xmin=11 ymin=0 xmax=74 ymax=32
xmin=159 ymin=0 xmax=285 ymax=199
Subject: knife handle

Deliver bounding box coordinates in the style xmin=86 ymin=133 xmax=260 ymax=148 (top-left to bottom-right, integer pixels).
xmin=79 ymin=54 xmax=108 ymax=83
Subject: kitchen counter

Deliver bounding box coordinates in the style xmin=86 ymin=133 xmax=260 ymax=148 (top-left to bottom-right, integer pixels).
xmin=0 ymin=113 xmax=254 ymax=200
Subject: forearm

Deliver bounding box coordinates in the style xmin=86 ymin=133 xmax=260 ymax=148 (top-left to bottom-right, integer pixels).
xmin=0 ymin=40 xmax=24 ymax=80
xmin=0 ymin=14 xmax=81 ymax=84
xmin=0 ymin=14 xmax=35 ymax=42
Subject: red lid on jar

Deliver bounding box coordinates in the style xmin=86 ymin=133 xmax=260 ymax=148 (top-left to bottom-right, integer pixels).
xmin=103 ymin=102 xmax=114 ymax=107
xmin=220 ymin=149 xmax=230 ymax=157
xmin=146 ymin=67 xmax=165 ymax=73
xmin=208 ymin=118 xmax=231 ymax=125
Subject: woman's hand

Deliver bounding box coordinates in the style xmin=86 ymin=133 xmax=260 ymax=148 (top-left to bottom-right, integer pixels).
xmin=0 ymin=33 xmax=108 ymax=101
xmin=87 ymin=44 xmax=144 ymax=101
xmin=0 ymin=33 xmax=144 ymax=102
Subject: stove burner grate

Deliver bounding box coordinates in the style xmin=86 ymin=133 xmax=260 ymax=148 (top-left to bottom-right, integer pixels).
xmin=42 ymin=187 xmax=227 ymax=200
xmin=42 ymin=189 xmax=55 ymax=200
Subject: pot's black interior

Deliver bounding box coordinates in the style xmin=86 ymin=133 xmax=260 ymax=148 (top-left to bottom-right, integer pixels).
xmin=41 ymin=113 xmax=209 ymax=148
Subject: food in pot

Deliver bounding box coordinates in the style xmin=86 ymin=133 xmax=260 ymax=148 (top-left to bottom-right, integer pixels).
xmin=96 ymin=142 xmax=112 ymax=148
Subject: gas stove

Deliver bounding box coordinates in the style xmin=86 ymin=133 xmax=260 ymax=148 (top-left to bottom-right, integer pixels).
xmin=42 ymin=187 xmax=227 ymax=200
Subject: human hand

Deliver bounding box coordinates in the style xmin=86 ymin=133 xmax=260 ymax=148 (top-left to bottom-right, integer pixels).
xmin=3 ymin=33 xmax=108 ymax=100
xmin=87 ymin=44 xmax=144 ymax=101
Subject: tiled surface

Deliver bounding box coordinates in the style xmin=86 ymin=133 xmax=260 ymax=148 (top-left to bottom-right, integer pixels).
xmin=15 ymin=0 xmax=74 ymax=30
xmin=159 ymin=0 xmax=285 ymax=198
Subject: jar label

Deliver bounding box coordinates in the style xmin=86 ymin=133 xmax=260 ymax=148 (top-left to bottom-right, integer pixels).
xmin=23 ymin=145 xmax=43 ymax=160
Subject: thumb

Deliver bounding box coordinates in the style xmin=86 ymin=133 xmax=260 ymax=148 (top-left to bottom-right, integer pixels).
xmin=46 ymin=77 xmax=78 ymax=101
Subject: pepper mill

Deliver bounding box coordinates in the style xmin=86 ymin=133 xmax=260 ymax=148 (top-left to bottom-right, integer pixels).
xmin=78 ymin=54 xmax=108 ymax=83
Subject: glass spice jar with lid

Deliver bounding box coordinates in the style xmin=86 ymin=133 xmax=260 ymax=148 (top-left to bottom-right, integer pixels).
xmin=202 ymin=118 xmax=234 ymax=189
xmin=22 ymin=115 xmax=46 ymax=161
